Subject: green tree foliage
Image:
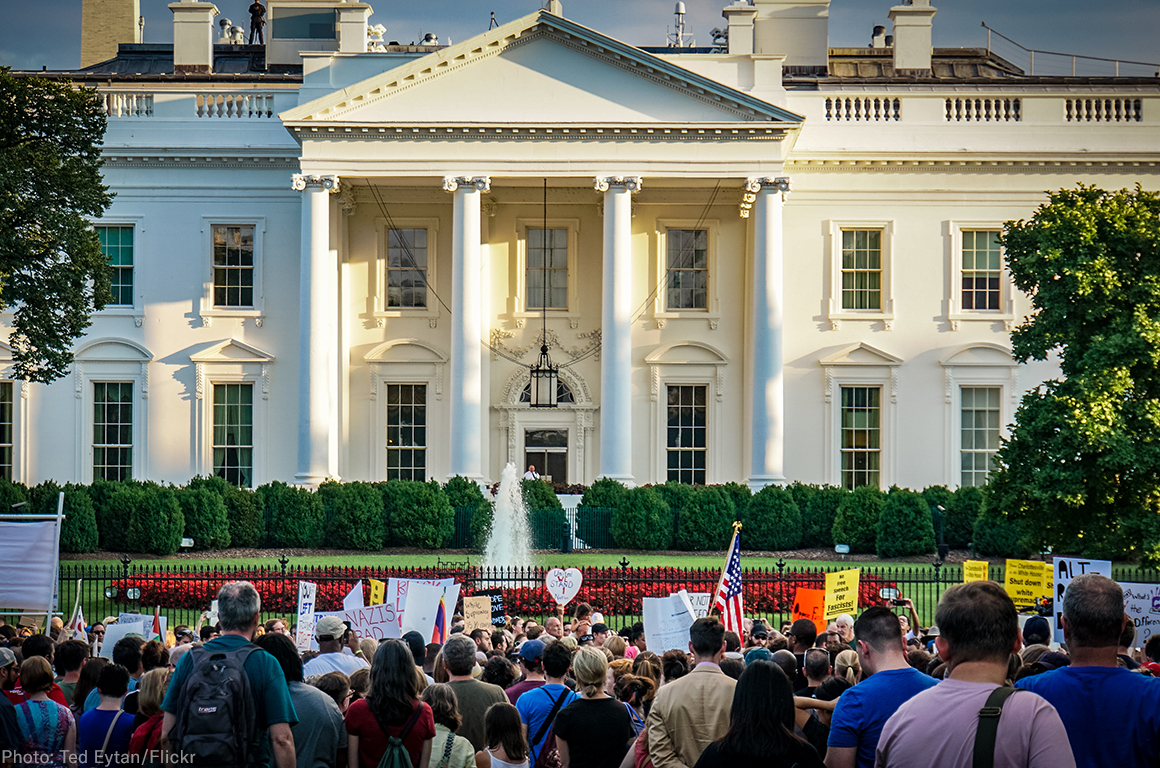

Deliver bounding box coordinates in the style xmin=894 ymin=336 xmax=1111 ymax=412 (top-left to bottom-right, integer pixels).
xmin=380 ymin=480 xmax=454 ymax=549
xmin=0 ymin=69 xmax=113 ymax=382
xmin=521 ymin=479 xmax=565 ymax=549
xmin=29 ymin=480 xmax=97 ymax=553
xmin=831 ymin=485 xmax=884 ymax=554
xmin=787 ymin=483 xmax=847 ymax=548
xmin=972 ymin=490 xmax=1031 ymax=558
xmin=578 ymin=478 xmax=626 ymax=547
xmin=741 ymin=485 xmax=802 ymax=551
xmin=876 ymin=488 xmax=936 ymax=558
xmin=945 ymin=485 xmax=985 ymax=548
xmin=675 ymin=486 xmax=736 ymax=551
xmin=174 ymin=485 xmax=230 ymax=550
xmin=320 ymin=481 xmax=383 ymax=551
xmin=259 ymin=481 xmax=324 ymax=548
xmin=443 ymin=476 xmax=492 ymax=550
xmin=127 ymin=484 xmax=184 ymax=556
xmin=988 ymin=185 xmax=1160 ymax=564
xmin=610 ymin=486 xmax=673 ymax=550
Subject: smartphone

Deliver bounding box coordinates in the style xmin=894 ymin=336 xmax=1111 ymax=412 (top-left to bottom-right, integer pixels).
xmin=892 ymin=599 xmax=906 ymax=606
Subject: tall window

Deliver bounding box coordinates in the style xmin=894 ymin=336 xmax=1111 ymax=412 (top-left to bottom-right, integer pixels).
xmin=961 ymin=230 xmax=1002 ymax=311
xmin=841 ymin=230 xmax=882 ymax=310
xmin=93 ymin=382 xmax=132 ymax=481
xmin=961 ymin=386 xmax=1000 ymax=486
xmin=98 ymin=226 xmax=134 ymax=306
xmin=840 ymin=386 xmax=880 ymax=489
xmin=387 ymin=228 xmax=428 ymax=308
xmin=0 ymin=382 xmax=12 ymax=481
xmin=525 ymin=429 xmax=568 ymax=484
xmin=666 ymin=229 xmax=708 ymax=310
xmin=527 ymin=228 xmax=568 ymax=309
xmin=213 ymin=383 xmax=253 ymax=487
xmin=667 ymin=385 xmax=706 ymax=484
xmin=386 ymin=384 xmax=426 ymax=480
xmin=212 ymin=225 xmax=255 ymax=307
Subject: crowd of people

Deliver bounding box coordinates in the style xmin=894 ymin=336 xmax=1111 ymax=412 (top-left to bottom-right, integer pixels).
xmin=0 ymin=572 xmax=1157 ymax=767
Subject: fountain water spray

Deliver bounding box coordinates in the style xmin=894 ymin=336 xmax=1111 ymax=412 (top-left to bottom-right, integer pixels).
xmin=483 ymin=462 xmax=533 ymax=569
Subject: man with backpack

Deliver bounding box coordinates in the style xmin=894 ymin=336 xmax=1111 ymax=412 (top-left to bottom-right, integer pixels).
xmin=160 ymin=581 xmax=298 ymax=767
xmin=516 ymin=641 xmax=578 ymax=767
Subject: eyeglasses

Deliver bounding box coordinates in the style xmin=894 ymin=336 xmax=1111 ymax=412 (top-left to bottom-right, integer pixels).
xmin=92 ymin=630 xmax=105 ymax=636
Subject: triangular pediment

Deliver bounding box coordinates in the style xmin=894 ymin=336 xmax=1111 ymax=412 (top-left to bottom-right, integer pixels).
xmin=190 ymin=339 xmax=274 ymax=363
xmin=819 ymin=343 xmax=903 ymax=367
xmin=282 ymin=11 xmax=802 ymax=127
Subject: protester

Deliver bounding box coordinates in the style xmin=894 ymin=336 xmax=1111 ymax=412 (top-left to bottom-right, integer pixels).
xmin=645 ymin=618 xmax=736 ymax=768
xmin=1021 ymin=616 xmax=1051 ymax=649
xmin=82 ymin=637 xmax=143 ymax=712
xmin=53 ymin=640 xmax=88 ymax=708
xmin=834 ymin=615 xmax=855 ymax=644
xmin=69 ymin=658 xmax=106 ymax=721
xmin=612 ymin=674 xmax=653 ymax=737
xmin=303 ymin=616 xmax=369 ymax=677
xmin=506 ymin=639 xmax=546 ymax=705
xmin=349 ymin=667 xmax=371 ymax=705
xmin=554 ymin=646 xmax=635 ymax=768
xmin=516 ymin=640 xmax=578 ymax=765
xmin=876 ymin=581 xmax=1074 ymax=767
xmin=404 ymin=631 xmax=435 ymax=685
xmin=658 ymin=650 xmax=689 ymax=685
xmin=799 ymin=648 xmax=832 ymax=698
xmin=127 ymin=668 xmax=170 ymax=758
xmin=693 ymin=660 xmax=824 ymax=768
xmin=172 ymin=626 xmax=196 ymax=646
xmin=1017 ymin=573 xmax=1160 ymax=767
xmin=544 ymin=618 xmax=564 ymax=640
xmin=77 ymin=664 xmax=138 ymax=766
xmin=423 ymin=683 xmax=475 ymax=768
xmin=13 ymin=656 xmax=76 ymax=767
xmin=834 ymin=650 xmax=860 ymax=685
xmin=314 ymin=672 xmax=353 ymax=714
xmin=475 ymin=701 xmax=530 ymax=768
xmin=1115 ymin=621 xmax=1139 ymax=670
xmin=160 ymin=581 xmax=297 ymax=768
xmin=787 ymin=618 xmax=818 ymax=689
xmin=346 ymin=639 xmax=435 ymax=768
xmin=445 ymin=634 xmax=508 ymax=752
xmin=10 ymin=635 xmax=68 ymax=707
xmin=481 ymin=657 xmax=518 ymax=691
xmin=824 ymin=607 xmax=937 ymax=768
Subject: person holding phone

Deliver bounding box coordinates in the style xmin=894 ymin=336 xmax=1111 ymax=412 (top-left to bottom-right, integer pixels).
xmin=303 ymin=616 xmax=369 ymax=677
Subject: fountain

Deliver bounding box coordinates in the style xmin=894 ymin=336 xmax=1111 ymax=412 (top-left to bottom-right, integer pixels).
xmin=483 ymin=462 xmax=533 ymax=569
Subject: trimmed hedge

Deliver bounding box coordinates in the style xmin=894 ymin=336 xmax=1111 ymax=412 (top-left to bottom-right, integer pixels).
xmin=443 ymin=476 xmax=492 ymax=551
xmin=741 ymin=485 xmax=802 ymax=551
xmin=945 ymin=486 xmax=984 ymax=548
xmin=321 ymin=481 xmax=383 ymax=551
xmin=380 ymin=480 xmax=454 ymax=549
xmin=876 ymin=488 xmax=936 ymax=558
xmin=579 ymin=478 xmax=627 ymax=546
xmin=0 ymin=478 xmax=27 ymax=509
xmin=92 ymin=480 xmax=139 ymax=552
xmin=675 ymin=486 xmax=736 ymax=551
xmin=29 ymin=481 xmax=98 ymax=554
xmin=788 ymin=483 xmax=847 ymax=548
xmin=187 ymin=476 xmax=264 ymax=549
xmin=611 ymin=486 xmax=673 ymax=550
xmin=832 ymin=485 xmax=885 ymax=554
xmin=127 ymin=484 xmax=184 ymax=556
xmin=175 ymin=485 xmax=231 ymax=550
xmin=972 ymin=510 xmax=1030 ymax=558
xmin=259 ymin=481 xmax=325 ymax=548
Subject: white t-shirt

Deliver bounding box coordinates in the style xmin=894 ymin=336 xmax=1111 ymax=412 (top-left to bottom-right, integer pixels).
xmin=303 ymin=650 xmax=369 ymax=678
xmin=523 ymin=471 xmax=539 ymax=480
xmin=876 ymin=677 xmax=1076 ymax=768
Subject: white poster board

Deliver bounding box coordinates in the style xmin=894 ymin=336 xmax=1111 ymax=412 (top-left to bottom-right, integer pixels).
xmin=1120 ymin=582 xmax=1160 ymax=649
xmin=643 ymin=590 xmax=697 ymax=653
xmin=400 ymin=582 xmax=447 ymax=638
xmin=296 ymin=582 xmax=318 ymax=651
xmin=1053 ymin=557 xmax=1112 ymax=643
xmin=387 ymin=578 xmax=459 ymax=636
xmin=686 ymin=592 xmax=712 ymax=619
xmin=344 ymin=581 xmax=365 ymax=612
xmin=99 ymin=620 xmax=146 ymax=658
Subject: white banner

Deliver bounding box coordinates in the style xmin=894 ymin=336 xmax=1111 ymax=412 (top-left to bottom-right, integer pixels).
xmin=643 ymin=590 xmax=697 ymax=653
xmin=0 ymin=520 xmax=62 ymax=612
xmin=1053 ymin=557 xmax=1112 ymax=643
xmin=686 ymin=592 xmax=712 ymax=619
xmin=1120 ymin=582 xmax=1160 ymax=649
xmin=296 ymin=582 xmax=318 ymax=651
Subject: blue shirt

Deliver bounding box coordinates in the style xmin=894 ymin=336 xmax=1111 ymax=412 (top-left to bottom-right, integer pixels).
xmin=827 ymin=666 xmax=937 ymax=768
xmin=82 ymin=676 xmax=137 ymax=713
xmin=1017 ymin=665 xmax=1160 ymax=768
xmin=516 ymin=683 xmax=578 ymax=764
xmin=76 ymin=709 xmax=137 ymax=767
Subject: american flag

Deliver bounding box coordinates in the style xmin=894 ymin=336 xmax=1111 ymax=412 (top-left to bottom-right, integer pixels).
xmin=714 ymin=525 xmax=744 ymax=635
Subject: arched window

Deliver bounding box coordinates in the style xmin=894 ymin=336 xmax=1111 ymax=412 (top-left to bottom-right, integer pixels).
xmin=520 ymin=379 xmax=574 ymax=404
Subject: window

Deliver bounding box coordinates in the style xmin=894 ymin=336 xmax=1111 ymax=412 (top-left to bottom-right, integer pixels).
xmin=525 ymin=429 xmax=568 ymax=484
xmin=0 ymin=382 xmax=11 ymax=481
xmin=840 ymin=386 xmax=880 ymax=489
xmin=667 ymin=385 xmax=706 ymax=484
xmin=387 ymin=228 xmax=428 ymax=309
xmin=212 ymin=225 xmax=255 ymax=308
xmin=519 ymin=379 xmax=575 ymax=404
xmin=961 ymin=230 xmax=1002 ymax=311
xmin=841 ymin=230 xmax=882 ymax=310
xmin=666 ymin=229 xmax=708 ymax=310
xmin=386 ymin=384 xmax=426 ymax=480
xmin=213 ymin=383 xmax=253 ymax=487
xmin=93 ymin=382 xmax=132 ymax=481
xmin=98 ymin=226 xmax=134 ymax=306
xmin=527 ymin=228 xmax=568 ymax=309
xmin=961 ymin=386 xmax=1000 ymax=487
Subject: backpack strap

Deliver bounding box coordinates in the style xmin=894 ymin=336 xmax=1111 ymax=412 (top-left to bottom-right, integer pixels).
xmin=438 ymin=731 xmax=456 ymax=768
xmin=530 ymin=688 xmax=569 ymax=751
xmin=102 ymin=710 xmax=126 ymax=756
xmin=399 ymin=702 xmax=424 ymax=742
xmin=972 ymin=686 xmax=1020 ymax=768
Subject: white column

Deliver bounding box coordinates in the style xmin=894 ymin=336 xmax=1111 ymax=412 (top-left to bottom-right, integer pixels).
xmin=444 ymin=175 xmax=491 ymax=481
xmin=594 ymin=176 xmax=642 ymax=484
xmin=746 ymin=176 xmax=791 ymax=491
xmin=292 ymin=173 xmax=339 ymax=486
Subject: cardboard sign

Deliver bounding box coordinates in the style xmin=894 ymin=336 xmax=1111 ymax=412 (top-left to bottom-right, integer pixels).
xmin=792 ymin=587 xmax=827 ymax=635
xmin=1053 ymin=557 xmax=1112 ymax=643
xmin=686 ymin=592 xmax=712 ymax=619
xmin=368 ymin=579 xmax=385 ymax=608
xmin=1121 ymin=582 xmax=1160 ymax=649
xmin=118 ymin=612 xmax=166 ymax=643
xmin=545 ymin=568 xmax=583 ymax=606
xmin=308 ymin=603 xmax=400 ymax=651
xmin=463 ymin=596 xmax=492 ymax=633
xmin=477 ymin=588 xmax=506 ymax=626
xmin=1004 ymin=560 xmax=1049 ymax=607
xmin=963 ymin=561 xmax=990 ymax=583
xmin=824 ymin=569 xmax=861 ymax=620
xmin=296 ymin=581 xmax=318 ymax=651
xmin=643 ymin=590 xmax=697 ymax=653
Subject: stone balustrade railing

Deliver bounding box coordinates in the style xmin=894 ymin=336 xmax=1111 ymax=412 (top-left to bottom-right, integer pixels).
xmin=196 ymin=92 xmax=276 ymax=118
xmin=103 ymin=92 xmax=154 ymax=117
xmin=945 ymin=97 xmax=1022 ymax=122
xmin=1065 ymin=97 xmax=1143 ymax=122
xmin=825 ymin=96 xmax=902 ymax=122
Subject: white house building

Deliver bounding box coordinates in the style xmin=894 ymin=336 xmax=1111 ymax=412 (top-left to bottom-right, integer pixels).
xmin=5 ymin=0 xmax=1156 ymax=491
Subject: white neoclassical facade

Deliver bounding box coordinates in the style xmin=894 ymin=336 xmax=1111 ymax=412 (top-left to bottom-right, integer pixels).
xmin=6 ymin=0 xmax=1157 ymax=491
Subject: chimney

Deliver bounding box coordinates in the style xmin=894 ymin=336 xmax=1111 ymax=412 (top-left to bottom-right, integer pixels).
xmin=889 ymin=0 xmax=936 ymax=75
xmin=81 ymin=0 xmax=142 ymax=68
xmin=169 ymin=0 xmax=218 ymax=74
xmin=870 ymin=25 xmax=886 ymax=49
xmin=337 ymin=3 xmax=371 ymax=52
xmin=721 ymin=2 xmax=758 ymax=56
xmin=752 ymin=0 xmax=831 ymax=69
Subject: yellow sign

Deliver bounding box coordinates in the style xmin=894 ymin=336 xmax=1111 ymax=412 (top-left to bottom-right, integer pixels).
xmin=962 ymin=561 xmax=990 ymax=583
xmin=824 ymin=569 xmax=861 ymax=620
xmin=463 ymin=596 xmax=492 ymax=633
xmin=368 ymin=579 xmax=385 ymax=607
xmin=1004 ymin=560 xmax=1049 ymax=607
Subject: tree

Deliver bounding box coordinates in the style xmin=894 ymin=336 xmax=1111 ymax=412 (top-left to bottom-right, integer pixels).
xmin=0 ymin=69 xmax=112 ymax=382
xmin=989 ymin=185 xmax=1160 ymax=564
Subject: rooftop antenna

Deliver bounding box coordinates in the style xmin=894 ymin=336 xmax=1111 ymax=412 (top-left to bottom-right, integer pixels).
xmin=489 ymin=11 xmax=499 ymax=29
xmin=667 ymin=2 xmax=694 ymax=48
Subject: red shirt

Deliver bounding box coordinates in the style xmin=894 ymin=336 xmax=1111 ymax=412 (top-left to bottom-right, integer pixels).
xmin=345 ymin=698 xmax=435 ymax=768
xmin=4 ymin=683 xmax=67 ymax=707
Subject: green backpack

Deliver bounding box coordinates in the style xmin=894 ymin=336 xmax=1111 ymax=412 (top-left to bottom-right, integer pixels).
xmin=374 ymin=703 xmax=425 ymax=768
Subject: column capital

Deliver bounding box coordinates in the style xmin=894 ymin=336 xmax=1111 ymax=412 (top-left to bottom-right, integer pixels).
xmin=291 ymin=174 xmax=339 ymax=192
xmin=744 ymin=176 xmax=791 ymax=193
xmin=443 ymin=176 xmax=491 ymax=192
xmin=594 ymin=176 xmax=643 ymax=193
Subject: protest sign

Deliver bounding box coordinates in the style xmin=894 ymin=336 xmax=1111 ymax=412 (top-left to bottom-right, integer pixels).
xmin=1054 ymin=557 xmax=1111 ymax=642
xmin=477 ymin=588 xmax=506 ymax=626
xmin=344 ymin=581 xmax=365 ymax=612
xmin=792 ymin=588 xmax=827 ymax=635
xmin=296 ymin=581 xmax=318 ymax=650
xmin=643 ymin=590 xmax=696 ymax=653
xmin=100 ymin=621 xmax=146 ymax=659
xmin=1003 ymin=560 xmax=1049 ymax=608
xmin=824 ymin=569 xmax=861 ymax=620
xmin=117 ymin=613 xmax=166 ymax=643
xmin=963 ymin=561 xmax=989 ymax=583
xmin=545 ymin=568 xmax=583 ymax=606
xmin=368 ymin=579 xmax=385 ymax=607
xmin=686 ymin=592 xmax=712 ymax=619
xmin=400 ymin=582 xmax=447 ymax=638
xmin=464 ymin=596 xmax=492 ymax=633
xmin=1121 ymin=582 xmax=1160 ymax=648
xmin=387 ymin=578 xmax=459 ymax=636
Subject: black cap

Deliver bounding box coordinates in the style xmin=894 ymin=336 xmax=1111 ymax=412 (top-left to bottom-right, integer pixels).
xmin=591 ymin=623 xmax=609 ymax=635
xmin=402 ymin=631 xmax=427 ymax=665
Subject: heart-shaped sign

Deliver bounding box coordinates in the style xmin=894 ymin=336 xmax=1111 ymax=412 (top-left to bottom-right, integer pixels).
xmin=545 ymin=568 xmax=583 ymax=606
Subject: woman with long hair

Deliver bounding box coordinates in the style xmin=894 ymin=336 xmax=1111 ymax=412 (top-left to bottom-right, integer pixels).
xmin=13 ymin=657 xmax=76 ymax=767
xmin=69 ymin=657 xmax=107 ymax=720
xmin=421 ymin=683 xmax=475 ymax=768
xmin=128 ymin=668 xmax=170 ymax=757
xmin=554 ymin=647 xmax=635 ymax=768
xmin=612 ymin=674 xmax=654 ymax=737
xmin=692 ymin=661 xmax=823 ymax=768
xmin=835 ymin=650 xmax=862 ymax=685
xmin=346 ymin=639 xmax=436 ymax=768
xmin=473 ymin=702 xmax=528 ymax=768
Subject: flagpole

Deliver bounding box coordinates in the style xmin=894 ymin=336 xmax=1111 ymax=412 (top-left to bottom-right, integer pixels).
xmin=712 ymin=521 xmax=742 ymax=619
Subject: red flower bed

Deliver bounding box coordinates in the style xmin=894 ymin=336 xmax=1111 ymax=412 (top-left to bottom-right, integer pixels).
xmin=108 ymin=566 xmax=895 ymax=619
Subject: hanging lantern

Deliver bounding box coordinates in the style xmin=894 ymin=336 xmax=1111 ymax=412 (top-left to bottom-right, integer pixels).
xmin=529 ymin=344 xmax=559 ymax=408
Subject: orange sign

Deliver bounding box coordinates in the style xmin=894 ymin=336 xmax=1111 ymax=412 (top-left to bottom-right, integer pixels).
xmin=792 ymin=587 xmax=827 ymax=635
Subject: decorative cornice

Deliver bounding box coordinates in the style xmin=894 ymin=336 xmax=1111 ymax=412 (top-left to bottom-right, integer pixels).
xmin=490 ymin=327 xmax=601 ymax=363
xmin=594 ymin=176 xmax=643 ymax=192
xmin=442 ymin=176 xmax=492 ymax=192
xmin=289 ymin=125 xmax=790 ymax=142
xmin=101 ymin=154 xmax=299 ymax=169
xmin=292 ymin=174 xmax=339 ymax=191
xmin=786 ymin=159 xmax=1160 ymax=173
